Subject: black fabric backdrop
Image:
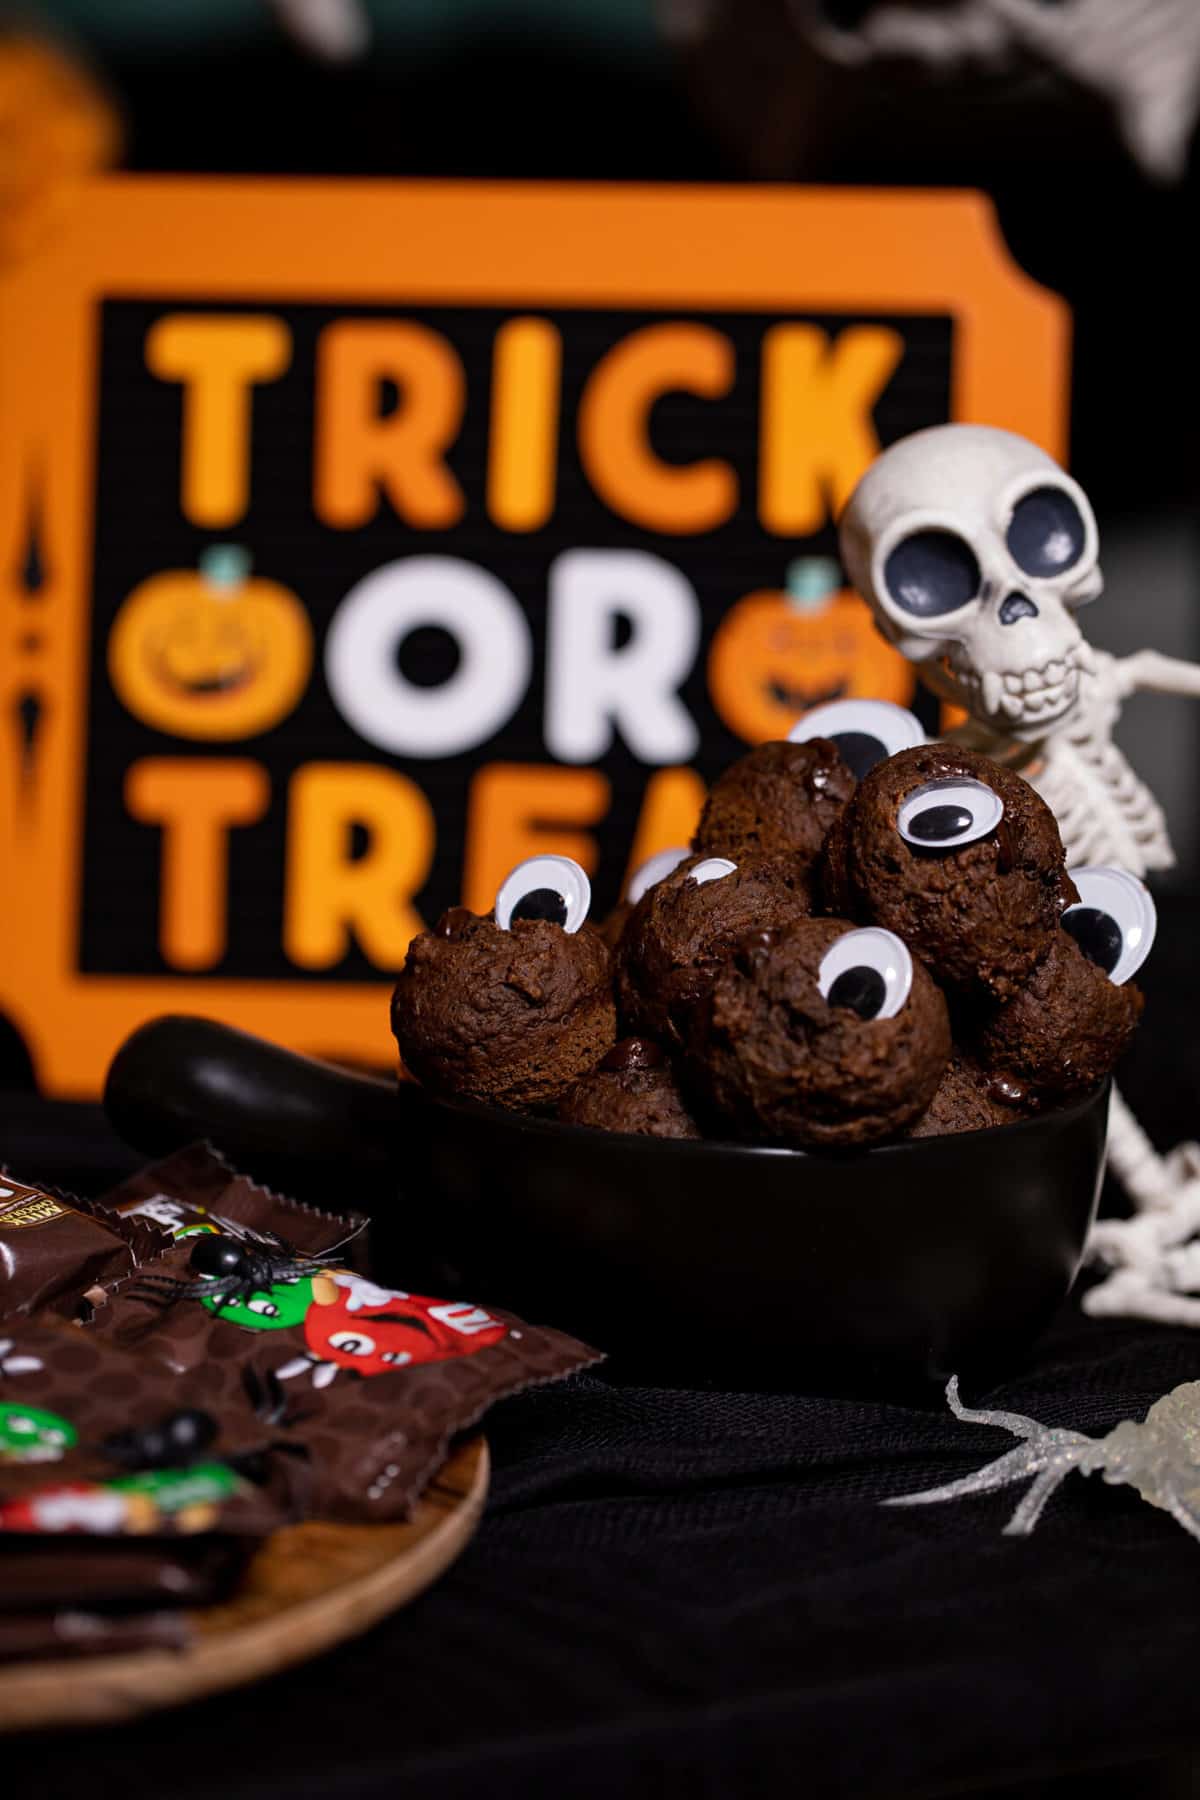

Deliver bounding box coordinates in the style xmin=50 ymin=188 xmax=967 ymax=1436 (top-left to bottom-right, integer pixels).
xmin=10 ymin=1300 xmax=1200 ymax=1798
xmin=7 ymin=898 xmax=1200 ymax=1796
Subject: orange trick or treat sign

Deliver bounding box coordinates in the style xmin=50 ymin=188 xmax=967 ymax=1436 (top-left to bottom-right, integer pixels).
xmin=0 ymin=180 xmax=1068 ymax=1095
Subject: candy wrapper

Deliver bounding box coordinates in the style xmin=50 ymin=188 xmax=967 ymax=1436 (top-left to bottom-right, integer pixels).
xmin=0 ymin=1457 xmax=281 ymax=1539
xmin=99 ymin=1142 xmax=367 ymax=1266
xmin=0 ymin=1319 xmax=291 ymax=1536
xmin=1 ymin=1169 xmax=171 ymax=1321
xmin=0 ymin=1535 xmax=249 ymax=1612
xmin=0 ymin=1610 xmax=189 ymax=1667
xmin=95 ymin=1241 xmax=602 ymax=1521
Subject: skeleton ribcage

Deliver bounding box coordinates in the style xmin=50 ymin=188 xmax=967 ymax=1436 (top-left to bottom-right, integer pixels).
xmin=1031 ymin=735 xmax=1174 ymax=877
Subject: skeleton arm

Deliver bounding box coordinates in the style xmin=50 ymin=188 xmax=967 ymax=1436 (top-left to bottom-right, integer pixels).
xmin=1113 ymin=649 xmax=1200 ymax=700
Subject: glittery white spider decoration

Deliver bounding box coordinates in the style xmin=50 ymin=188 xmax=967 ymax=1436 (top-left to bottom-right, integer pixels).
xmin=887 ymin=1376 xmax=1200 ymax=1541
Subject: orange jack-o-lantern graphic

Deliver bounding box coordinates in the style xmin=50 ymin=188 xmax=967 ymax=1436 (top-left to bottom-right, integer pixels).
xmin=708 ymin=566 xmax=915 ymax=746
xmin=108 ymin=547 xmax=313 ymax=740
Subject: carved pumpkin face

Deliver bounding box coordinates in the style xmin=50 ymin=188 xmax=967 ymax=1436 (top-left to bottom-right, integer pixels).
xmin=708 ymin=586 xmax=915 ymax=747
xmin=109 ymin=553 xmax=312 ymax=739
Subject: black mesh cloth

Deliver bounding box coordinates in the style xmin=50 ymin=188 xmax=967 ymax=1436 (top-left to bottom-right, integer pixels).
xmin=13 ymin=1289 xmax=1200 ymax=1798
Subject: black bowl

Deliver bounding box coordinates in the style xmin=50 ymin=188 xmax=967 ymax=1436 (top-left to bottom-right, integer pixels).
xmin=104 ymin=1016 xmax=1109 ymax=1391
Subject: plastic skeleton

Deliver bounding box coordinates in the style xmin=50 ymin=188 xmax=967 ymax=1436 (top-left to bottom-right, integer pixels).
xmin=805 ymin=0 xmax=1200 ymax=183
xmin=887 ymin=1376 xmax=1200 ymax=1543
xmin=839 ymin=423 xmax=1200 ymax=1326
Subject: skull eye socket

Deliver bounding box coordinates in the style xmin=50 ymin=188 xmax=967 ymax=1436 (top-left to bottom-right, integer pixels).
xmin=898 ymin=779 xmax=1004 ymax=850
xmin=1063 ymin=866 xmax=1156 ymax=985
xmin=626 ymin=846 xmax=689 ymax=905
xmin=818 ymin=928 xmax=913 ymax=1021
xmin=496 ymin=855 xmax=590 ymax=933
xmin=1006 ymin=486 xmax=1086 ymax=579
xmin=688 ymin=857 xmax=738 ymax=887
xmin=788 ymin=699 xmax=925 ymax=779
xmin=883 ymin=530 xmax=980 ymax=618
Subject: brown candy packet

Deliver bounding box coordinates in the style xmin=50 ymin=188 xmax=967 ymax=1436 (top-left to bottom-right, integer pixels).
xmin=0 ymin=1455 xmax=282 ymax=1539
xmin=0 ymin=1319 xmax=291 ymax=1535
xmin=97 ymin=1252 xmax=602 ymax=1521
xmin=0 ymin=1609 xmax=189 ymax=1666
xmin=98 ymin=1142 xmax=368 ymax=1263
xmin=1 ymin=1169 xmax=172 ymax=1322
xmin=0 ymin=1536 xmax=250 ymax=1613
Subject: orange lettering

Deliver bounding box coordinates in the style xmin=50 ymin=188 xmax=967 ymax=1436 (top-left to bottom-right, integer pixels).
xmin=125 ymin=759 xmax=269 ymax=970
xmin=578 ymin=324 xmax=736 ymax=534
xmin=462 ymin=763 xmax=610 ymax=915
xmin=315 ymin=322 xmax=465 ymax=528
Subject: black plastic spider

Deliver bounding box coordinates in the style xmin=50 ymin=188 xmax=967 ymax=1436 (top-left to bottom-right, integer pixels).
xmin=242 ymin=1364 xmax=314 ymax=1432
xmin=100 ymin=1407 xmax=218 ymax=1472
xmin=124 ymin=1231 xmax=337 ymax=1313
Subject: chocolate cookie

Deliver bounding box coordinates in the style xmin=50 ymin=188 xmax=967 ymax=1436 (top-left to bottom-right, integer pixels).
xmin=820 ymin=743 xmax=1076 ymax=999
xmin=973 ymin=927 xmax=1143 ymax=1104
xmin=558 ymin=1038 xmax=701 ymax=1140
xmin=692 ymin=737 xmax=855 ymax=868
xmin=907 ymin=1052 xmax=1024 ymax=1139
xmin=689 ymin=917 xmax=950 ymax=1148
xmin=616 ymin=853 xmax=812 ymax=1050
xmin=392 ymin=899 xmax=616 ymax=1113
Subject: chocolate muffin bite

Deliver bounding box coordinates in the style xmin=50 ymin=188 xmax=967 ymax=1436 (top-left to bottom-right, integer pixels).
xmin=974 ymin=928 xmax=1143 ymax=1106
xmin=970 ymin=866 xmax=1154 ymax=1105
xmin=391 ymin=856 xmax=616 ymax=1113
xmin=692 ymin=737 xmax=855 ymax=868
xmin=558 ymin=1037 xmax=701 ymax=1140
xmin=617 ymin=852 xmax=812 ymax=1049
xmin=820 ymin=742 xmax=1076 ymax=1000
xmin=689 ymin=917 xmax=950 ymax=1149
xmin=599 ymin=847 xmax=691 ymax=953
xmin=907 ymin=1051 xmax=1025 ymax=1139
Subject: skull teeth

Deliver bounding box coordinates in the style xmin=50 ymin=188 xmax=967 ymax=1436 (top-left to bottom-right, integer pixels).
xmin=982 ymin=672 xmax=1004 ymax=715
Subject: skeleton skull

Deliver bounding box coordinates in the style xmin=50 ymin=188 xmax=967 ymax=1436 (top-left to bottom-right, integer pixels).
xmin=839 ymin=425 xmax=1102 ymax=742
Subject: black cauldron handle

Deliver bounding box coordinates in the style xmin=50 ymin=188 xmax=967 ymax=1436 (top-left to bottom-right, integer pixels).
xmin=104 ymin=1015 xmax=415 ymax=1205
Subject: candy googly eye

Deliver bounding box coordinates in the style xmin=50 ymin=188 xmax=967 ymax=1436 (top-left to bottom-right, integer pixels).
xmin=897 ymin=778 xmax=1004 ymax=850
xmin=626 ymin=846 xmax=689 ymax=905
xmin=788 ymin=699 xmax=925 ymax=780
xmin=1063 ymin=866 xmax=1156 ymax=984
xmin=495 ymin=855 xmax=591 ymax=933
xmin=818 ymin=927 xmax=913 ymax=1021
xmin=688 ymin=857 xmax=738 ymax=887
xmin=326 ymin=1330 xmax=377 ymax=1357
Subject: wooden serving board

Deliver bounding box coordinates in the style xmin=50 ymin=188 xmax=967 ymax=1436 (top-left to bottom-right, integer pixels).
xmin=0 ymin=1436 xmax=488 ymax=1733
